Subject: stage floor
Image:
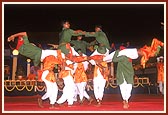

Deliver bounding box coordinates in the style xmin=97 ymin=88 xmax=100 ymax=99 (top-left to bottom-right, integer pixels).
xmin=3 ymin=94 xmax=165 ymax=113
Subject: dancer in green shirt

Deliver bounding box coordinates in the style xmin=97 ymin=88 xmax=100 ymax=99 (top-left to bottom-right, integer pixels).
xmin=85 ymin=25 xmax=111 ymax=54
xmin=58 ymin=20 xmax=85 ymax=55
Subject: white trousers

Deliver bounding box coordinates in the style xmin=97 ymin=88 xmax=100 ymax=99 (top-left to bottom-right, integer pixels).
xmin=93 ymin=69 xmax=106 ymax=100
xmin=158 ymin=81 xmax=164 ymax=94
xmin=74 ymin=82 xmax=90 ymax=101
xmin=41 ymin=70 xmax=58 ymax=105
xmin=57 ymin=75 xmax=75 ymax=105
xmin=119 ymin=79 xmax=132 ymax=102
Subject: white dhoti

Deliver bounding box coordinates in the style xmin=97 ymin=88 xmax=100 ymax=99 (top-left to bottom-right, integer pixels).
xmin=75 ymin=82 xmax=90 ymax=101
xmin=57 ymin=73 xmax=75 ymax=105
xmin=93 ymin=68 xmax=106 ymax=100
xmin=89 ymin=49 xmax=107 ymax=101
xmin=119 ymin=78 xmax=132 ymax=102
xmin=41 ymin=70 xmax=58 ymax=105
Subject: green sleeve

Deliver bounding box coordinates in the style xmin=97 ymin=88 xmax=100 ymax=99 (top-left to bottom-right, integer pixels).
xmin=22 ymin=36 xmax=30 ymax=44
xmin=70 ymin=40 xmax=76 ymax=45
xmin=69 ymin=29 xmax=84 ymax=36
xmin=85 ymin=32 xmax=97 ymax=37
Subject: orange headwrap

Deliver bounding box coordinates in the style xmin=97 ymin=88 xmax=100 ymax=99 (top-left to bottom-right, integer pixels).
xmin=43 ymin=55 xmax=59 ymax=70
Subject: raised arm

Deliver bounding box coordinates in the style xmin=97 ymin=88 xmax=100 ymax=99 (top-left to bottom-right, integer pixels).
xmin=7 ymin=32 xmax=27 ymax=42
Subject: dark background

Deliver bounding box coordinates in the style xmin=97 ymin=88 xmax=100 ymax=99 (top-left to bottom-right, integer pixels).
xmin=4 ymin=3 xmax=164 ymax=49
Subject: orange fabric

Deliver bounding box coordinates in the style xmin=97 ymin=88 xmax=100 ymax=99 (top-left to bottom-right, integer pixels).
xmin=43 ymin=55 xmax=59 ymax=70
xmin=90 ymin=55 xmax=104 ymax=61
xmin=157 ymin=62 xmax=164 ymax=82
xmin=45 ymin=71 xmax=56 ymax=82
xmin=71 ymin=56 xmax=88 ymax=63
xmin=93 ymin=61 xmax=109 ymax=81
xmin=39 ymin=55 xmax=60 ymax=82
xmin=37 ymin=70 xmax=56 ymax=82
xmin=66 ymin=64 xmax=74 ymax=70
xmin=73 ymin=63 xmax=87 ymax=83
xmin=58 ymin=70 xmax=72 ymax=78
xmin=27 ymin=73 xmax=36 ymax=80
xmin=66 ymin=43 xmax=73 ymax=58
xmin=140 ymin=38 xmax=164 ymax=68
xmin=57 ymin=50 xmax=64 ymax=64
xmin=37 ymin=70 xmax=44 ymax=81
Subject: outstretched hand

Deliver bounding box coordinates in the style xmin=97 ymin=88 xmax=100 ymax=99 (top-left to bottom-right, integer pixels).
xmin=74 ymin=30 xmax=86 ymax=35
xmin=7 ymin=35 xmax=14 ymax=42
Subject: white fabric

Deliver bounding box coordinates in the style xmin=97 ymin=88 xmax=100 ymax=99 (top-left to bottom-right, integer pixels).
xmin=40 ymin=47 xmax=79 ymax=62
xmin=119 ymin=75 xmax=132 ymax=102
xmin=158 ymin=81 xmax=164 ymax=94
xmin=103 ymin=51 xmax=115 ymax=62
xmin=66 ymin=60 xmax=73 ymax=65
xmin=82 ymin=61 xmax=89 ymax=71
xmin=65 ymin=60 xmax=76 ymax=74
xmin=41 ymin=50 xmax=65 ymax=61
xmin=81 ymin=54 xmax=89 ymax=71
xmin=89 ymin=49 xmax=107 ymax=100
xmin=74 ymin=82 xmax=90 ymax=101
xmin=71 ymin=47 xmax=80 ymax=56
xmin=41 ymin=70 xmax=58 ymax=104
xmin=56 ymin=73 xmax=75 ymax=105
xmin=118 ymin=48 xmax=139 ymax=59
xmin=103 ymin=48 xmax=139 ymax=63
xmin=89 ymin=48 xmax=109 ymax=65
xmin=90 ymin=48 xmax=109 ymax=56
xmin=73 ymin=53 xmax=90 ymax=101
xmin=93 ymin=67 xmax=106 ymax=100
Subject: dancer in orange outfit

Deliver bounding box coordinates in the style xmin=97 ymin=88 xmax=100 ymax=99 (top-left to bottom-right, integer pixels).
xmin=156 ymin=56 xmax=164 ymax=95
xmin=73 ymin=50 xmax=93 ymax=105
xmin=38 ymin=55 xmax=60 ymax=109
xmin=56 ymin=58 xmax=76 ymax=106
xmin=139 ymin=38 xmax=164 ymax=68
xmin=89 ymin=50 xmax=109 ymax=106
xmin=93 ymin=60 xmax=109 ymax=106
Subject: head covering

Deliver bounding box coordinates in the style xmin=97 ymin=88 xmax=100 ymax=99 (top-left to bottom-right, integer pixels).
xmin=43 ymin=55 xmax=59 ymax=70
xmin=97 ymin=46 xmax=106 ymax=54
xmin=119 ymin=45 xmax=126 ymax=50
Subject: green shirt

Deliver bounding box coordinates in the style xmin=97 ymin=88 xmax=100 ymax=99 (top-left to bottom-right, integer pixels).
xmin=18 ymin=36 xmax=42 ymax=66
xmin=70 ymin=40 xmax=90 ymax=54
xmin=58 ymin=28 xmax=84 ymax=54
xmin=85 ymin=30 xmax=111 ymax=50
xmin=112 ymin=50 xmax=134 ymax=85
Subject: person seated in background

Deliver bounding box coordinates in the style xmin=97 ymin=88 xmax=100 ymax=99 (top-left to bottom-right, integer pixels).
xmin=27 ymin=69 xmax=36 ymax=80
xmin=16 ymin=65 xmax=26 ymax=80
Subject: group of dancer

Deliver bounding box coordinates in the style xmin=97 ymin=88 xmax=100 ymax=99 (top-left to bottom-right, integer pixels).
xmin=7 ymin=20 xmax=164 ymax=109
